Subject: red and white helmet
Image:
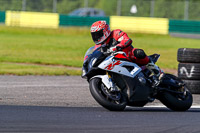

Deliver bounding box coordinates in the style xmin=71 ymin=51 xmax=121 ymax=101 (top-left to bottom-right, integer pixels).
xmin=90 ymin=20 xmax=111 ymax=45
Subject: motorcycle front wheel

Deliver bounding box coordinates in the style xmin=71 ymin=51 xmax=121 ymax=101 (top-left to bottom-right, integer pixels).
xmin=89 ymin=77 xmax=127 ymax=111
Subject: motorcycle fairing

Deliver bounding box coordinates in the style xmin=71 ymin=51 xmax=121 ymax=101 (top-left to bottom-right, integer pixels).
xmin=134 ymin=80 xmax=152 ymax=104
xmin=120 ymin=74 xmax=152 ymax=104
xmin=90 ymin=75 xmax=112 ymax=89
xmin=93 ymin=72 xmax=152 ymax=105
xmin=98 ymin=56 xmax=142 ymax=78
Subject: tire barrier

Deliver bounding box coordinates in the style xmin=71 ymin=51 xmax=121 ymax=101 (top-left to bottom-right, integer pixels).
xmin=182 ymin=80 xmax=200 ymax=94
xmin=178 ymin=63 xmax=200 ymax=80
xmin=178 ymin=48 xmax=200 ymax=63
xmin=178 ymin=48 xmax=200 ymax=94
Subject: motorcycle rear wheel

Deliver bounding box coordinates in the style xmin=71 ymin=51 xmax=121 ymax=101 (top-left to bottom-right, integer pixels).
xmin=158 ymin=74 xmax=193 ymax=111
xmin=158 ymin=90 xmax=193 ymax=111
xmin=89 ymin=77 xmax=127 ymax=111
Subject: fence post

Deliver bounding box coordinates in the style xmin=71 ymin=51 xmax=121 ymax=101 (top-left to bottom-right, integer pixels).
xmin=22 ymin=0 xmax=26 ymax=11
xmin=117 ymin=0 xmax=121 ymax=16
xmin=53 ymin=0 xmax=57 ymax=13
xmin=150 ymin=0 xmax=155 ymax=17
xmin=184 ymin=0 xmax=189 ymax=20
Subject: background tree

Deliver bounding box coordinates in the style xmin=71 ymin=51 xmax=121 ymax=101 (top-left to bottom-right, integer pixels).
xmin=0 ymin=0 xmax=200 ymax=20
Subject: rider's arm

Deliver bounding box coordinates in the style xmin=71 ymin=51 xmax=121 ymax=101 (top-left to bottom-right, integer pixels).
xmin=113 ymin=30 xmax=132 ymax=49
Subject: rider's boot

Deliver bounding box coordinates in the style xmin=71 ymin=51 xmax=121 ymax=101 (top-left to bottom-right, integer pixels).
xmin=146 ymin=62 xmax=164 ymax=88
xmin=151 ymin=73 xmax=165 ymax=88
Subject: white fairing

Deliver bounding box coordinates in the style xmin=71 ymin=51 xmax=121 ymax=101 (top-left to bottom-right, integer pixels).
xmin=98 ymin=56 xmax=142 ymax=78
xmin=90 ymin=75 xmax=112 ymax=89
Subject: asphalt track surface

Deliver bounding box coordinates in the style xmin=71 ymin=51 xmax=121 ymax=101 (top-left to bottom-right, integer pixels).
xmin=0 ymin=76 xmax=200 ymax=133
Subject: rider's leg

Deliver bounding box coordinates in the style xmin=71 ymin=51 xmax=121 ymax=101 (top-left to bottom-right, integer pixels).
xmin=129 ymin=48 xmax=150 ymax=66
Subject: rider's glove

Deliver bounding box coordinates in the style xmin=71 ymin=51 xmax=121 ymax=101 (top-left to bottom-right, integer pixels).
xmin=110 ymin=44 xmax=123 ymax=53
xmin=111 ymin=47 xmax=117 ymax=52
xmin=115 ymin=44 xmax=123 ymax=51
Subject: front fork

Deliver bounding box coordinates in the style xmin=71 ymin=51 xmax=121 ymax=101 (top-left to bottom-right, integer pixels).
xmin=90 ymin=72 xmax=119 ymax=92
xmin=106 ymin=72 xmax=120 ymax=92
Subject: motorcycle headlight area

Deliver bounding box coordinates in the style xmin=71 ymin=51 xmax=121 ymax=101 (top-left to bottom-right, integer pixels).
xmin=89 ymin=58 xmax=97 ymax=69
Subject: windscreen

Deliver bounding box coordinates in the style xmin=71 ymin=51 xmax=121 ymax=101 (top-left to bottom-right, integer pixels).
xmin=84 ymin=46 xmax=95 ymax=61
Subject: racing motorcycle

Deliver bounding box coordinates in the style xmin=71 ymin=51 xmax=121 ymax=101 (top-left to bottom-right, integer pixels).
xmin=81 ymin=45 xmax=193 ymax=111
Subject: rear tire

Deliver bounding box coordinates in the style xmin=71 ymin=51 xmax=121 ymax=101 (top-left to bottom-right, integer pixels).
xmin=183 ymin=80 xmax=200 ymax=94
xmin=158 ymin=91 xmax=193 ymax=111
xmin=89 ymin=78 xmax=127 ymax=111
xmin=158 ymin=74 xmax=193 ymax=111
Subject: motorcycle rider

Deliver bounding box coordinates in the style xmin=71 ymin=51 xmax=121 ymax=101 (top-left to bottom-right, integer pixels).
xmin=90 ymin=20 xmax=163 ymax=87
xmin=91 ymin=20 xmax=149 ymax=66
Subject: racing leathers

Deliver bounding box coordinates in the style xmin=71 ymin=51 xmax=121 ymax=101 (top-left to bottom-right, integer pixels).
xmin=94 ymin=29 xmax=150 ymax=66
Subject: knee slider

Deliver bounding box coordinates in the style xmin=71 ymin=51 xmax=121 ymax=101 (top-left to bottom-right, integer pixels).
xmin=134 ymin=49 xmax=146 ymax=59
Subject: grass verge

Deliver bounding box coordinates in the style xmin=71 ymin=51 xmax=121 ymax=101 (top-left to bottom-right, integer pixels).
xmin=0 ymin=62 xmax=81 ymax=75
xmin=0 ymin=25 xmax=200 ymax=75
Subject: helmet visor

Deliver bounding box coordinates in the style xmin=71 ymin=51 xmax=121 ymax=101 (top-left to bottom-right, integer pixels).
xmin=91 ymin=29 xmax=104 ymax=44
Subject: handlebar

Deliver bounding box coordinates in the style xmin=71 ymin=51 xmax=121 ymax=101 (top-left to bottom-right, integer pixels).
xmin=94 ymin=45 xmax=127 ymax=57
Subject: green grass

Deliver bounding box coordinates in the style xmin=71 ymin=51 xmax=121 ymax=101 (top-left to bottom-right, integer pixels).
xmin=0 ymin=26 xmax=92 ymax=67
xmin=0 ymin=25 xmax=200 ymax=75
xmin=129 ymin=34 xmax=200 ymax=69
xmin=0 ymin=62 xmax=81 ymax=75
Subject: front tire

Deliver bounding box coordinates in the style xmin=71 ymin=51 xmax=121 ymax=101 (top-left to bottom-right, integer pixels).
xmin=89 ymin=78 xmax=127 ymax=111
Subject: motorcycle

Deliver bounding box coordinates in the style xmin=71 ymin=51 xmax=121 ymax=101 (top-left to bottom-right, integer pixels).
xmin=81 ymin=45 xmax=193 ymax=111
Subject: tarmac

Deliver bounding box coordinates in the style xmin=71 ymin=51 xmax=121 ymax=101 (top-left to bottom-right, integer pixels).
xmin=0 ymin=76 xmax=199 ymax=108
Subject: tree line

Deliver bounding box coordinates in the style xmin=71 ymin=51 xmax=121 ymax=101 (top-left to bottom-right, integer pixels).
xmin=0 ymin=0 xmax=200 ymax=20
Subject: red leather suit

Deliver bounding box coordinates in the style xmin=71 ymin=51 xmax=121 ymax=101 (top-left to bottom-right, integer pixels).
xmin=94 ymin=29 xmax=149 ymax=66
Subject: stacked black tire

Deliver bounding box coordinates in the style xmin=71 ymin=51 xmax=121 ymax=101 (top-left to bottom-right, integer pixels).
xmin=178 ymin=48 xmax=200 ymax=94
